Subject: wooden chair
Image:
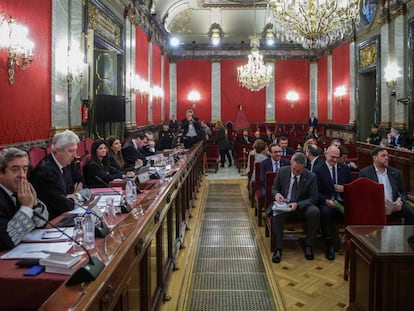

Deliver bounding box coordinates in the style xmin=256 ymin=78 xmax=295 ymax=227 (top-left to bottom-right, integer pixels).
xmin=79 ymin=154 xmax=91 ymax=175
xmin=28 ymin=146 xmax=47 ymax=168
xmin=205 ymin=143 xmax=219 ymax=173
xmin=263 ymin=172 xmax=277 ymax=248
xmin=343 ymin=177 xmax=387 ymax=281
xmin=235 ymin=143 xmax=252 ymax=173
xmin=253 ymin=162 xmax=264 ymax=225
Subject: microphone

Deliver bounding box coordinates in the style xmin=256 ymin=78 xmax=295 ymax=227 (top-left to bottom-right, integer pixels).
xmin=94 ymin=176 xmax=132 ymax=213
xmin=70 ymin=196 xmax=110 ymax=238
xmin=33 ymin=211 xmax=105 ymax=286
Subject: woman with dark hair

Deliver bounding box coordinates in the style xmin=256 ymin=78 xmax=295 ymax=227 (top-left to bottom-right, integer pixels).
xmin=106 ymin=136 xmax=142 ymax=172
xmin=215 ymin=120 xmax=232 ymax=167
xmin=84 ymin=140 xmax=135 ymax=188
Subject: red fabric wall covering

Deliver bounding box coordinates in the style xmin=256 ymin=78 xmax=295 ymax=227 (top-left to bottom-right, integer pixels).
xmin=152 ymin=44 xmax=161 ymax=124
xmin=176 ymin=60 xmax=211 ymax=121
xmin=221 ymin=59 xmax=265 ymax=123
xmin=0 ymin=0 xmax=52 ymax=145
xmin=135 ymin=28 xmax=149 ymax=125
xmin=275 ymin=59 xmax=310 ymax=122
xmin=163 ymin=56 xmax=170 ymax=121
xmin=332 ymin=43 xmax=350 ymax=124
xmin=317 ymin=56 xmax=328 ymax=122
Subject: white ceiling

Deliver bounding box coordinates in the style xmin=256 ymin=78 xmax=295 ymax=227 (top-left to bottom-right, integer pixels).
xmin=154 ymin=0 xmax=271 ymax=45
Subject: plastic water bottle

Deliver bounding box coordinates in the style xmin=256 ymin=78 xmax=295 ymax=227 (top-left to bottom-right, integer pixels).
xmin=125 ymin=178 xmax=135 ymax=205
xmin=83 ymin=211 xmax=95 ymax=250
xmin=72 ymin=216 xmax=85 ymax=255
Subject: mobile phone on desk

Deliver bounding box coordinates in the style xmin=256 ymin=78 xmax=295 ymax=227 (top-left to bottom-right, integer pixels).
xmin=23 ymin=265 xmax=45 ymax=276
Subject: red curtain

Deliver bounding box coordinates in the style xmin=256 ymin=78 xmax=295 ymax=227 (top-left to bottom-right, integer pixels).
xmin=176 ymin=60 xmax=211 ymax=121
xmin=275 ymin=59 xmax=310 ymax=122
xmin=0 ymin=0 xmax=52 ymax=144
xmin=318 ymin=56 xmax=328 ymax=122
xmin=221 ymin=59 xmax=265 ymax=123
xmin=152 ymin=44 xmax=161 ymax=124
xmin=135 ymin=28 xmax=149 ymax=126
xmin=332 ymin=43 xmax=350 ymax=124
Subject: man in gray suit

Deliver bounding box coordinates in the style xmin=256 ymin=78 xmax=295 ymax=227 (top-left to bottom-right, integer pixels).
xmin=359 ymin=147 xmax=414 ymax=224
xmin=267 ymin=152 xmax=320 ymax=263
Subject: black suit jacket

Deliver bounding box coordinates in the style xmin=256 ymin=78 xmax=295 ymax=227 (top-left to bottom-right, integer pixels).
xmin=83 ymin=157 xmax=123 ymax=188
xmin=238 ymin=136 xmax=252 ymax=144
xmin=122 ymin=140 xmax=148 ymax=167
xmin=308 ymin=117 xmax=318 ymax=127
xmin=0 ymin=187 xmax=20 ymax=250
xmin=30 ymin=154 xmax=82 ymax=220
xmin=359 ymin=165 xmax=407 ymax=202
xmin=267 ymin=166 xmax=318 ymax=216
xmin=259 ymin=157 xmax=290 ymax=191
xmin=313 ymin=162 xmax=352 ymax=203
xmin=389 ymin=134 xmax=409 ymax=149
xmin=307 ymin=156 xmax=325 ymax=172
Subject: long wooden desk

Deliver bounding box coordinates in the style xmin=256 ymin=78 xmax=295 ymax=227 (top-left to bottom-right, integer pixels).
xmin=0 ymin=142 xmax=204 ymax=311
xmin=347 ymin=225 xmax=414 ymax=311
xmin=356 ymin=142 xmax=414 ymax=200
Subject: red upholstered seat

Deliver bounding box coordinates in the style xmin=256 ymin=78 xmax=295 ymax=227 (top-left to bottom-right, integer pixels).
xmin=253 ymin=162 xmax=264 ymax=225
xmin=247 ymin=154 xmax=255 ymax=182
xmin=205 ymin=143 xmax=219 ymax=173
xmin=28 ymin=147 xmax=47 ymax=168
xmin=79 ymin=154 xmax=91 ymax=175
xmin=235 ymin=143 xmax=252 ymax=173
xmin=263 ymin=172 xmax=277 ymax=248
xmin=343 ymin=177 xmax=386 ymax=280
xmin=77 ymin=141 xmax=86 ymax=159
xmin=85 ymin=138 xmax=94 ymax=154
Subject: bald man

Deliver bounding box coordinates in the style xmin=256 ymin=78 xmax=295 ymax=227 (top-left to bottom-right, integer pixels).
xmin=313 ymin=146 xmax=352 ymax=260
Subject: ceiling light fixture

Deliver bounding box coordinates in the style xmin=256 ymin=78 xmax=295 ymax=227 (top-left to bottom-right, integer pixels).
xmin=268 ymin=0 xmax=360 ymax=49
xmin=237 ymin=1 xmax=273 ymax=91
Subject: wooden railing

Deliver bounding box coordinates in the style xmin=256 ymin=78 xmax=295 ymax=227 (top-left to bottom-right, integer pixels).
xmin=39 ymin=142 xmax=204 ymax=310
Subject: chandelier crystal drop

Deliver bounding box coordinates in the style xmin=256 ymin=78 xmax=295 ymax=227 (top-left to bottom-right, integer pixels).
xmin=237 ymin=46 xmax=273 ymax=92
xmin=268 ymin=0 xmax=360 ymax=49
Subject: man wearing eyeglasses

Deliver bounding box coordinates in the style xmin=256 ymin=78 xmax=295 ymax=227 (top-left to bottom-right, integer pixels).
xmin=313 ymin=145 xmax=352 ymax=261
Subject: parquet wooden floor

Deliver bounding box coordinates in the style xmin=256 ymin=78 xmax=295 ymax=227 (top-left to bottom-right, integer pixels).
xmin=162 ymin=179 xmax=349 ymax=311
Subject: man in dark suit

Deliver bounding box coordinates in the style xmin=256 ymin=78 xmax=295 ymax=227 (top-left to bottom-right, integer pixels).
xmin=387 ymin=127 xmax=409 ymax=149
xmin=359 ymin=147 xmax=414 ymax=224
xmin=239 ymin=130 xmax=252 ymax=144
xmin=278 ymin=136 xmax=294 ymax=156
xmin=0 ymin=148 xmax=49 ymax=251
xmin=181 ymin=109 xmax=202 ymax=148
xmin=122 ymin=131 xmax=148 ymax=168
xmin=259 ymin=143 xmax=290 ymax=195
xmin=308 ymin=112 xmax=318 ymax=128
xmin=313 ymin=145 xmax=352 ymax=260
xmin=31 ymin=130 xmax=86 ymax=220
xmin=305 ymin=144 xmax=324 ymax=172
xmin=267 ymin=152 xmax=320 ymax=263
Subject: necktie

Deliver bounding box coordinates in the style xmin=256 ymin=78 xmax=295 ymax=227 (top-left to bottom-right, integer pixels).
xmin=290 ymin=176 xmax=298 ymax=202
xmin=273 ymin=161 xmax=279 ymax=172
xmin=331 ymin=166 xmax=336 ymax=184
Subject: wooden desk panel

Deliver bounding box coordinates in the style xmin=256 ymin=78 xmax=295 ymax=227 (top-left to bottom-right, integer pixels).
xmin=0 ymin=142 xmax=204 ymax=311
xmin=347 ymin=225 xmax=414 ymax=311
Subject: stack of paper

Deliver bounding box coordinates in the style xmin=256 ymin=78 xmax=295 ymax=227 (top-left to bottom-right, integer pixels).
xmin=40 ymin=252 xmax=82 ymax=275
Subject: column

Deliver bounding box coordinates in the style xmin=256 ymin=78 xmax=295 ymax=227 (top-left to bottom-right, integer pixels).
xmin=211 ymin=61 xmax=221 ymax=122
xmin=349 ymin=42 xmax=356 ymax=124
xmin=125 ymin=20 xmax=136 ymax=127
xmin=51 ymin=0 xmax=83 ymax=130
xmin=148 ymin=41 xmax=153 ymax=124
xmin=169 ymin=62 xmax=177 ymax=118
xmin=161 ymin=54 xmax=165 ymax=122
xmin=393 ymin=14 xmax=407 ymax=127
xmin=380 ymin=21 xmax=391 ymax=126
xmin=327 ymin=54 xmax=333 ymax=122
xmin=265 ymin=61 xmax=275 ymax=122
xmin=309 ymin=60 xmax=318 ymax=117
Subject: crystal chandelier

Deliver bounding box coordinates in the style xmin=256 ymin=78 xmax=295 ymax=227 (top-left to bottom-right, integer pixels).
xmin=237 ymin=42 xmax=273 ymax=91
xmin=268 ymin=0 xmax=360 ymax=49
